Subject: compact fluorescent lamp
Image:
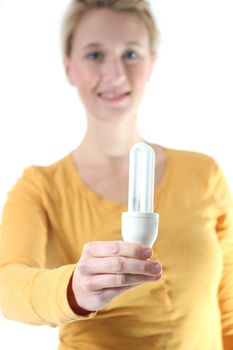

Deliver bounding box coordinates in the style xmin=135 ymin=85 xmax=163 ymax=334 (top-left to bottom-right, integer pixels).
xmin=122 ymin=143 xmax=159 ymax=248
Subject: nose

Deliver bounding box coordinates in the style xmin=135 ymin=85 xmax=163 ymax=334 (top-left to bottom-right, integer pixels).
xmin=101 ymin=56 xmax=126 ymax=85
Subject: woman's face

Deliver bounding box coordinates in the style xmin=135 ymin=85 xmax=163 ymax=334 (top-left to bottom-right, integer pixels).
xmin=65 ymin=8 xmax=155 ymax=122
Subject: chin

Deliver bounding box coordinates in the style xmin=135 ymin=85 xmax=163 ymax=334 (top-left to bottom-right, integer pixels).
xmin=91 ymin=110 xmax=137 ymax=123
xmin=87 ymin=103 xmax=138 ymax=123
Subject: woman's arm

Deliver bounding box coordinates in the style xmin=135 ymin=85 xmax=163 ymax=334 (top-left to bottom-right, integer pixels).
xmin=0 ymin=167 xmax=96 ymax=326
xmin=213 ymin=163 xmax=233 ymax=349
xmin=0 ymin=263 xmax=89 ymax=326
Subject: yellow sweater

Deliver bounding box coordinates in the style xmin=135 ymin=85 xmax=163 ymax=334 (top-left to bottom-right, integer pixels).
xmin=1 ymin=148 xmax=233 ymax=350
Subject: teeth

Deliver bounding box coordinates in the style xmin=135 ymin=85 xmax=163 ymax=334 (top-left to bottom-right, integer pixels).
xmin=100 ymin=92 xmax=128 ymax=99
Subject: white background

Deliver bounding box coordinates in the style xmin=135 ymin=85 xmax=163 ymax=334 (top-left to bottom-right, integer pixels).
xmin=0 ymin=0 xmax=233 ymax=349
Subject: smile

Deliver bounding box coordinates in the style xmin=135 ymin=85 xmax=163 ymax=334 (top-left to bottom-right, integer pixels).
xmin=97 ymin=91 xmax=131 ymax=103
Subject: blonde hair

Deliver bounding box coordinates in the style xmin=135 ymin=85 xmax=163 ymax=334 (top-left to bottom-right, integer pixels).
xmin=61 ymin=0 xmax=160 ymax=59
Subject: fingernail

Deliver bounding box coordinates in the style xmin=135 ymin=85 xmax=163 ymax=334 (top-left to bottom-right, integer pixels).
xmin=152 ymin=263 xmax=161 ymax=274
xmin=143 ymin=248 xmax=152 ymax=258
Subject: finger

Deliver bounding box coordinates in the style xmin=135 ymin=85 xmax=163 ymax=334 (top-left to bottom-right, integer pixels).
xmin=97 ymin=284 xmax=143 ymax=303
xmin=83 ymin=241 xmax=152 ymax=260
xmin=79 ymin=256 xmax=162 ymax=276
xmin=81 ymin=272 xmax=162 ymax=292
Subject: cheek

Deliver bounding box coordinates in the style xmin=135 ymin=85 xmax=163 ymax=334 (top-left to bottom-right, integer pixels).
xmin=71 ymin=63 xmax=99 ymax=91
xmin=129 ymin=64 xmax=151 ymax=89
xmin=133 ymin=71 xmax=149 ymax=92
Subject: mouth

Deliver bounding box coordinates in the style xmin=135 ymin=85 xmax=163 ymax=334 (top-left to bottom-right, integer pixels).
xmin=97 ymin=91 xmax=131 ymax=103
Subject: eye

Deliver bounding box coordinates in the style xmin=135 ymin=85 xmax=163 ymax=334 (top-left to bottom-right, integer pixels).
xmin=86 ymin=52 xmax=103 ymax=61
xmin=123 ymin=50 xmax=139 ymax=60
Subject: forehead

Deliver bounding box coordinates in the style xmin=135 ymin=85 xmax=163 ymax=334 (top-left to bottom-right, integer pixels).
xmin=72 ymin=8 xmax=149 ymax=48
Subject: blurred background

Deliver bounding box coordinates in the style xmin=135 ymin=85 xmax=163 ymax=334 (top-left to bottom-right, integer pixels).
xmin=0 ymin=0 xmax=232 ymax=348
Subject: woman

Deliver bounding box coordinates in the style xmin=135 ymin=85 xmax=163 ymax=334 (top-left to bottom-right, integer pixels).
xmin=0 ymin=1 xmax=233 ymax=349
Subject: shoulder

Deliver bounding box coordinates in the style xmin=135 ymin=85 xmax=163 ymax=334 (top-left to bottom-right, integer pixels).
xmin=15 ymin=154 xmax=72 ymax=194
xmin=165 ymin=147 xmax=218 ymax=174
xmin=166 ymin=147 xmax=216 ymax=166
xmin=162 ymin=146 xmax=224 ymax=191
xmin=160 ymin=147 xmax=233 ymax=211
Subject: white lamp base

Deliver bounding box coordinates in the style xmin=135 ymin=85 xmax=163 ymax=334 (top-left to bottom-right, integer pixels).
xmin=121 ymin=212 xmax=159 ymax=248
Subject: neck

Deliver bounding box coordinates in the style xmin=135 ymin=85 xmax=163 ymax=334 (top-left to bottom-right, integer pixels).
xmin=75 ymin=115 xmax=143 ymax=165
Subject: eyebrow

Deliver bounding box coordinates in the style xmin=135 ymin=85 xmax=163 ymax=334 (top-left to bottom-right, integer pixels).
xmin=81 ymin=41 xmax=142 ymax=50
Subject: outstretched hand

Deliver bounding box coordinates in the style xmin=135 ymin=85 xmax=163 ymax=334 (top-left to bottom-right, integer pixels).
xmin=70 ymin=241 xmax=162 ymax=313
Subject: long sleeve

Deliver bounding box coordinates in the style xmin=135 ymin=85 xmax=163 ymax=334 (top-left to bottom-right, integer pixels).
xmin=1 ymin=150 xmax=233 ymax=350
xmin=0 ymin=167 xmax=96 ymax=326
xmin=212 ymin=163 xmax=233 ymax=348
